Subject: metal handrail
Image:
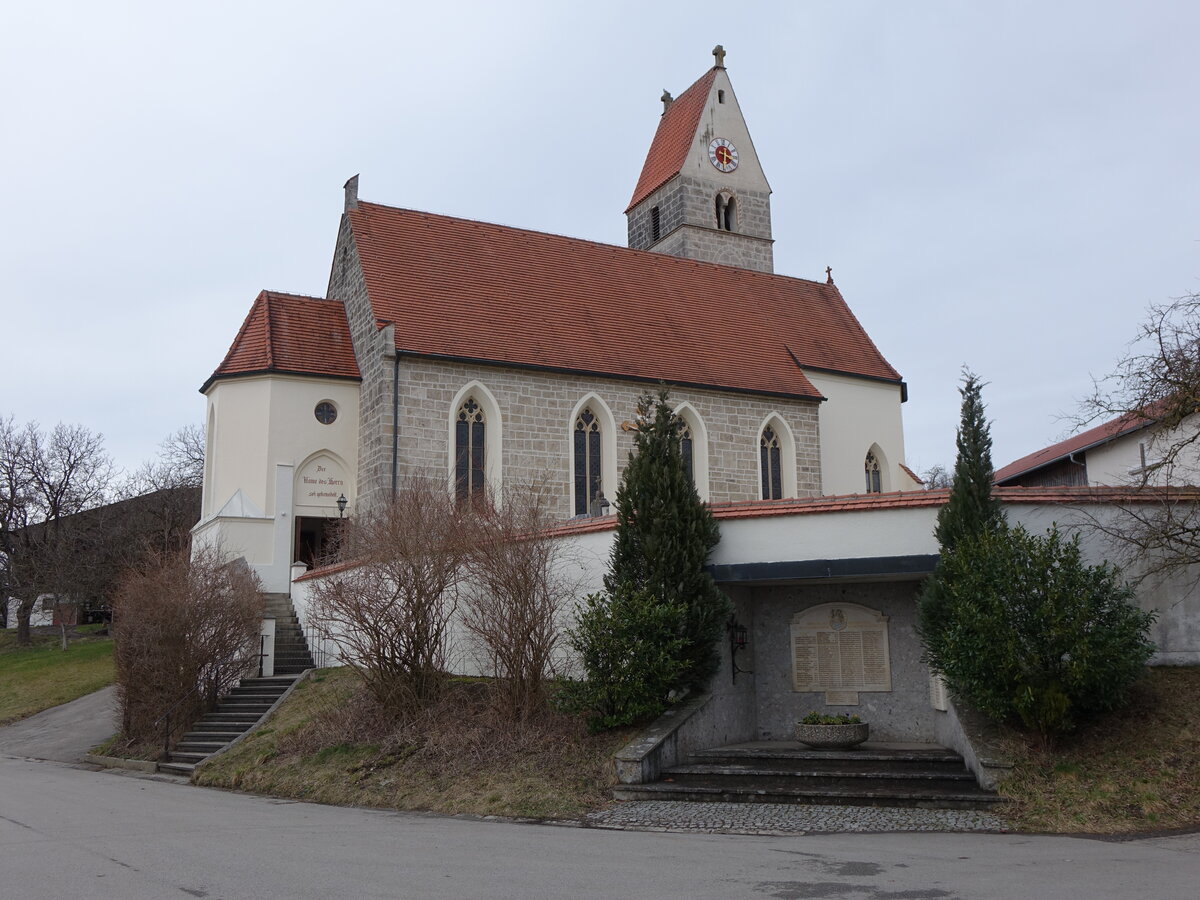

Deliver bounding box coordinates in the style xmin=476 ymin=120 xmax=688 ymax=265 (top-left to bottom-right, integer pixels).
xmin=152 ymin=681 xmax=205 ymax=760
xmin=150 ymin=643 xmax=263 ymax=759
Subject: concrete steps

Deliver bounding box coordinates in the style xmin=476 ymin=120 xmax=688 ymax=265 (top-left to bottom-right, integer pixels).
xmin=156 ymin=675 xmax=299 ymax=776
xmin=613 ymin=743 xmax=1002 ymax=810
xmin=263 ymin=593 xmax=315 ymax=675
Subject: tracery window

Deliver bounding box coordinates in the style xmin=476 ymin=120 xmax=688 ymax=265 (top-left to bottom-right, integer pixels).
xmin=455 ymin=397 xmax=486 ymax=503
xmin=680 ymin=422 xmax=694 ymax=485
xmin=760 ymin=426 xmax=783 ymax=500
xmin=574 ymin=408 xmax=603 ymax=515
xmin=865 ymin=450 xmax=882 ymax=494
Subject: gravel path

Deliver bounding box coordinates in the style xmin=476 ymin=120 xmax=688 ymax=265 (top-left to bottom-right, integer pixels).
xmin=585 ymin=800 xmax=1008 ymax=835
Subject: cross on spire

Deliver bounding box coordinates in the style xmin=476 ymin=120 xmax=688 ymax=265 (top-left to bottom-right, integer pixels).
xmin=712 ymin=44 xmax=726 ymax=68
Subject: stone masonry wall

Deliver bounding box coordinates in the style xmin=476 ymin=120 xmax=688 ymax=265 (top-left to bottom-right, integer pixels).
xmin=627 ymin=176 xmax=773 ymax=273
xmin=326 ymin=215 xmax=396 ymax=512
xmin=386 ymin=357 xmax=821 ymax=520
xmin=627 ymin=179 xmax=687 ymax=250
xmin=751 ymin=582 xmax=937 ymax=743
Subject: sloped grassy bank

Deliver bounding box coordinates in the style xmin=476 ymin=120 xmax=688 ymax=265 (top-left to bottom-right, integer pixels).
xmin=0 ymin=625 xmax=115 ymax=725
xmin=195 ymin=666 xmax=1200 ymax=833
xmin=997 ymin=667 xmax=1200 ymax=834
xmin=194 ymin=668 xmax=634 ymax=820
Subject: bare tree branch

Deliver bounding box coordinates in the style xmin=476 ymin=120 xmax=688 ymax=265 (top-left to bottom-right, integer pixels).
xmin=1076 ymin=293 xmax=1200 ymax=582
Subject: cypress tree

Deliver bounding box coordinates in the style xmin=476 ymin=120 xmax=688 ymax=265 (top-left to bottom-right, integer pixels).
xmin=934 ymin=370 xmax=1006 ymax=552
xmin=920 ymin=370 xmax=1006 ymax=668
xmin=605 ymin=389 xmax=730 ymax=691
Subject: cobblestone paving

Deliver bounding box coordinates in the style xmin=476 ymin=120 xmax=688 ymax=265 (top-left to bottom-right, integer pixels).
xmin=585 ymin=801 xmax=1008 ymax=835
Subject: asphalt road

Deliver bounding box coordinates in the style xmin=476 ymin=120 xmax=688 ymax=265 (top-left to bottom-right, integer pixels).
xmin=2 ymin=755 xmax=1199 ymax=900
xmin=0 ymin=685 xmax=117 ymax=762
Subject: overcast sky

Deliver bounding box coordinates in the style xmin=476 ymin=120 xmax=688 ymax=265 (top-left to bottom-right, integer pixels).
xmin=2 ymin=1 xmax=1197 ymax=483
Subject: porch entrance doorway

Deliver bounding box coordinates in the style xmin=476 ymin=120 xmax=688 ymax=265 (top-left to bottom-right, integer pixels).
xmin=294 ymin=515 xmax=341 ymax=568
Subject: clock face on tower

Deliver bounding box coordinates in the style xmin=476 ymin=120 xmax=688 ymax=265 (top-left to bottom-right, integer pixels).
xmin=708 ymin=137 xmax=739 ymax=173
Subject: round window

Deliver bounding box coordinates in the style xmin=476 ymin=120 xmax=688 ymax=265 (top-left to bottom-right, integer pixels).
xmin=314 ymin=401 xmax=337 ymax=425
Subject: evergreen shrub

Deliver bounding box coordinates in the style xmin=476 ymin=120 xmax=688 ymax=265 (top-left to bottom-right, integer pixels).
xmin=562 ymin=389 xmax=730 ymax=731
xmin=559 ymin=588 xmax=687 ymax=732
xmin=920 ymin=524 xmax=1156 ymax=738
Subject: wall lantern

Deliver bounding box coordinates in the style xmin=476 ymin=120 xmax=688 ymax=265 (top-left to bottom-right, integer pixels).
xmin=337 ymin=494 xmax=348 ymax=518
xmin=727 ymin=614 xmax=750 ymax=684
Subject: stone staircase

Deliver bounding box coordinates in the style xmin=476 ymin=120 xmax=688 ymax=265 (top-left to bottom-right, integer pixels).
xmin=158 ymin=675 xmax=298 ymax=776
xmin=263 ymin=592 xmax=316 ymax=675
xmin=613 ymin=742 xmax=1002 ymax=810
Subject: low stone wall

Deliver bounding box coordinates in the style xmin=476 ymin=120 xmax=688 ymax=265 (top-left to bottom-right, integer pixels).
xmin=933 ymin=698 xmax=1013 ymax=790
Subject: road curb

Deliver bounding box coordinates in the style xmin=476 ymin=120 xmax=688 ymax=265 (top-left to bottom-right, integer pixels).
xmin=84 ymin=753 xmax=158 ymax=773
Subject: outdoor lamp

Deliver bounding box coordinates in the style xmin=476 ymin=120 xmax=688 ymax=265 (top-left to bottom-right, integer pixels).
xmin=337 ymin=494 xmax=348 ymax=517
xmin=729 ymin=616 xmax=748 ymax=650
xmin=727 ymin=615 xmax=750 ymax=683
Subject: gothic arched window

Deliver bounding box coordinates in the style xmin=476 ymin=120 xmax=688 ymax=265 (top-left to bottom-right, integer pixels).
xmin=865 ymin=450 xmax=882 ymax=494
xmin=455 ymin=397 xmax=486 ymax=503
xmin=680 ymin=422 xmax=694 ymax=485
xmin=715 ymin=192 xmax=737 ymax=232
xmin=760 ymin=426 xmax=783 ymax=500
xmin=574 ymin=408 xmax=603 ymax=515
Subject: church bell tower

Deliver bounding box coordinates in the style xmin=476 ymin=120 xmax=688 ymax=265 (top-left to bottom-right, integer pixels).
xmin=626 ymin=46 xmax=774 ymax=273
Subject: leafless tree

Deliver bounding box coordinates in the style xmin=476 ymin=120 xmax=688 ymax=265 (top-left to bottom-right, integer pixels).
xmin=1079 ymin=293 xmax=1200 ymax=582
xmin=921 ymin=463 xmax=953 ymax=490
xmin=112 ymin=547 xmax=262 ymax=748
xmin=0 ymin=418 xmax=115 ymax=645
xmin=307 ymin=478 xmax=470 ymax=716
xmin=160 ymin=424 xmax=205 ymax=489
xmin=461 ymin=484 xmax=576 ymax=722
xmin=118 ymin=424 xmax=205 ymax=553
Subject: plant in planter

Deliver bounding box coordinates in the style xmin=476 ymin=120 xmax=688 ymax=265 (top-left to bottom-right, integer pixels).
xmin=795 ymin=712 xmax=870 ymax=749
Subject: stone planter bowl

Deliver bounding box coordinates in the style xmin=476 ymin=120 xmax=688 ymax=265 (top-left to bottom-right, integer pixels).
xmin=794 ymin=722 xmax=870 ymax=749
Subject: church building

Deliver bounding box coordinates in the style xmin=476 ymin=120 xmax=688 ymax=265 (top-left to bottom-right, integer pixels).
xmin=196 ymin=46 xmax=921 ymax=594
xmin=195 ymin=49 xmax=1199 ymax=779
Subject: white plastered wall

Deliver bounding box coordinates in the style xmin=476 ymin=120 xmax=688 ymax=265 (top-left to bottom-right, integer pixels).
xmin=288 ymin=496 xmax=1199 ymax=672
xmin=1085 ymin=415 xmax=1200 ymax=487
xmin=194 ymin=374 xmax=360 ymax=592
xmin=803 ymin=370 xmax=909 ymax=496
xmin=680 ymin=68 xmax=771 ymax=195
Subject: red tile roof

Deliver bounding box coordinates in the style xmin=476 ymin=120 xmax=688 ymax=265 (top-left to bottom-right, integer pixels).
xmin=346 ymin=202 xmax=902 ymax=399
xmin=994 ymin=411 xmax=1154 ymax=484
xmin=626 ymin=68 xmax=718 ymax=211
xmin=203 ymin=290 xmax=360 ymax=392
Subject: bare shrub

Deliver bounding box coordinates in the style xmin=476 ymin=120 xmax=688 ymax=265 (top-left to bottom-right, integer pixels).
xmin=284 ymin=675 xmax=595 ymax=774
xmin=461 ymin=484 xmax=575 ymax=722
xmin=306 ymin=479 xmax=469 ymax=717
xmin=112 ymin=547 xmax=262 ymax=747
xmin=383 ymin=680 xmax=592 ymax=773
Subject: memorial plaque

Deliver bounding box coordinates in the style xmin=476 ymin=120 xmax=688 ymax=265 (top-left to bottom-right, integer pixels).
xmin=791 ymin=603 xmax=892 ymax=693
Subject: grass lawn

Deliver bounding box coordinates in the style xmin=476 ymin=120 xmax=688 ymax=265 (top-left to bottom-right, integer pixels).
xmin=196 ymin=667 xmax=633 ymax=820
xmin=0 ymin=625 xmax=116 ymax=726
xmin=998 ymin=667 xmax=1200 ymax=834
